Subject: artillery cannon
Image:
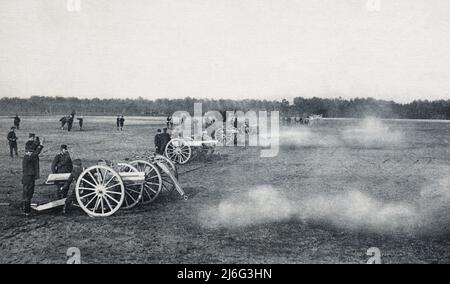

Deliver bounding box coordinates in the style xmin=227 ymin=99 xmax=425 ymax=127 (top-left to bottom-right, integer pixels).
xmin=33 ymin=155 xmax=186 ymax=217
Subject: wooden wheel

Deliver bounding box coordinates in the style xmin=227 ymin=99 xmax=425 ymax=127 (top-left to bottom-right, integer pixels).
xmin=75 ymin=165 xmax=125 ymax=217
xmin=165 ymin=138 xmax=192 ymax=165
xmin=116 ymin=163 xmax=143 ymax=210
xmin=214 ymin=126 xmax=234 ymax=146
xmin=129 ymin=160 xmax=162 ymax=204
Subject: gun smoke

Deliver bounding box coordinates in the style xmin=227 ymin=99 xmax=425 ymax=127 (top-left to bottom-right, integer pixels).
xmin=200 ymin=181 xmax=450 ymax=235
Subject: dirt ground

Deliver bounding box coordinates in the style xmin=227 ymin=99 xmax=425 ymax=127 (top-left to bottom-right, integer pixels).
xmin=0 ymin=116 xmax=449 ymax=263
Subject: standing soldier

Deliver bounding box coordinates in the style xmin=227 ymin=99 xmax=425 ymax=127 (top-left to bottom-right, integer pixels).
xmin=25 ymin=133 xmax=41 ymax=178
xmin=160 ymin=128 xmax=171 ymax=155
xmin=51 ymin=145 xmax=73 ymax=199
xmin=154 ymin=129 xmax=162 ymax=154
xmin=116 ymin=115 xmax=120 ymax=130
xmin=119 ymin=115 xmax=125 ymax=131
xmin=25 ymin=133 xmax=36 ymax=152
xmin=7 ymin=127 xmax=18 ymax=158
xmin=77 ymin=116 xmax=84 ymax=131
xmin=14 ymin=114 xmax=21 ymax=130
xmin=67 ymin=115 xmax=74 ymax=132
xmin=22 ymin=138 xmax=44 ymax=216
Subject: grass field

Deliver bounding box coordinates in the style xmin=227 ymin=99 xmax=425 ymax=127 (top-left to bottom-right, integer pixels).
xmin=0 ymin=116 xmax=449 ymax=263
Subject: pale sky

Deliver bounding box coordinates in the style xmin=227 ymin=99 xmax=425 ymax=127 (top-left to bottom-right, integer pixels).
xmin=1 ymin=0 xmax=450 ymax=103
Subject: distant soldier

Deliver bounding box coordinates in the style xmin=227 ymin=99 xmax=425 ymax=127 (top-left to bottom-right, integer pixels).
xmin=233 ymin=116 xmax=238 ymax=146
xmin=61 ymin=159 xmax=83 ymax=214
xmin=154 ymin=129 xmax=162 ymax=154
xmin=13 ymin=115 xmax=21 ymax=130
xmin=60 ymin=116 xmax=67 ymax=129
xmin=77 ymin=116 xmax=84 ymax=130
xmin=119 ymin=115 xmax=125 ymax=131
xmin=7 ymin=127 xmax=18 ymax=158
xmin=160 ymin=128 xmax=171 ymax=154
xmin=116 ymin=115 xmax=120 ymax=130
xmin=67 ymin=114 xmax=74 ymax=132
xmin=22 ymin=138 xmax=44 ymax=216
xmin=167 ymin=115 xmax=174 ymax=130
xmin=51 ymin=145 xmax=73 ymax=199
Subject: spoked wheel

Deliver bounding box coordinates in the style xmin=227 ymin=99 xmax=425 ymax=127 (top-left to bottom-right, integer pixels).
xmin=214 ymin=127 xmax=234 ymax=146
xmin=116 ymin=163 xmax=143 ymax=210
xmin=152 ymin=154 xmax=178 ymax=194
xmin=129 ymin=160 xmax=162 ymax=204
xmin=75 ymin=165 xmax=125 ymax=217
xmin=165 ymin=138 xmax=192 ymax=165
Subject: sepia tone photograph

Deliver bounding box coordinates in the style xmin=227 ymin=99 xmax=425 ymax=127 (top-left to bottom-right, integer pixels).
xmin=0 ymin=0 xmax=449 ymax=267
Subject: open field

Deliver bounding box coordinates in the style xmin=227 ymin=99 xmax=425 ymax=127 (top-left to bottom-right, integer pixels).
xmin=0 ymin=116 xmax=450 ymax=263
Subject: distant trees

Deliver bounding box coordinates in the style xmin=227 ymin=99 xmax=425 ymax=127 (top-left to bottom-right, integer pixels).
xmin=0 ymin=96 xmax=448 ymax=119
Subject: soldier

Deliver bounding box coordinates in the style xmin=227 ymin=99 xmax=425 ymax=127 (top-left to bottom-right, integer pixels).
xmin=77 ymin=116 xmax=84 ymax=131
xmin=116 ymin=115 xmax=120 ymax=130
xmin=7 ymin=127 xmax=18 ymax=158
xmin=160 ymin=128 xmax=171 ymax=154
xmin=51 ymin=145 xmax=73 ymax=199
xmin=14 ymin=114 xmax=21 ymax=130
xmin=119 ymin=115 xmax=125 ymax=131
xmin=25 ymin=133 xmax=36 ymax=152
xmin=61 ymin=159 xmax=83 ymax=214
xmin=25 ymin=133 xmax=41 ymax=179
xmin=60 ymin=116 xmax=67 ymax=130
xmin=154 ymin=129 xmax=162 ymax=154
xmin=67 ymin=115 xmax=74 ymax=132
xmin=22 ymin=138 xmax=44 ymax=216
xmin=166 ymin=115 xmax=173 ymax=130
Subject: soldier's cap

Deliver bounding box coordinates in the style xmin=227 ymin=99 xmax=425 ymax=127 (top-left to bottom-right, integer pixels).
xmin=60 ymin=145 xmax=68 ymax=150
xmin=157 ymin=129 xmax=161 ymax=132
xmin=28 ymin=133 xmax=35 ymax=138
xmin=163 ymin=128 xmax=167 ymax=131
xmin=11 ymin=126 xmax=16 ymax=130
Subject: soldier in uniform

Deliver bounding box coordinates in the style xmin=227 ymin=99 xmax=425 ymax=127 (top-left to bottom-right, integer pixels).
xmin=51 ymin=145 xmax=73 ymax=199
xmin=77 ymin=116 xmax=84 ymax=131
xmin=14 ymin=115 xmax=21 ymax=130
xmin=154 ymin=129 xmax=162 ymax=154
xmin=116 ymin=115 xmax=120 ymax=130
xmin=60 ymin=116 xmax=67 ymax=130
xmin=67 ymin=114 xmax=74 ymax=132
xmin=160 ymin=128 xmax=171 ymax=154
xmin=7 ymin=127 xmax=18 ymax=158
xmin=22 ymin=138 xmax=44 ymax=216
xmin=25 ymin=133 xmax=41 ymax=179
xmin=119 ymin=115 xmax=125 ymax=131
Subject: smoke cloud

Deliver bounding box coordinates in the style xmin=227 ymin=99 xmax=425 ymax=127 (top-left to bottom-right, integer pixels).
xmin=200 ymin=181 xmax=450 ymax=235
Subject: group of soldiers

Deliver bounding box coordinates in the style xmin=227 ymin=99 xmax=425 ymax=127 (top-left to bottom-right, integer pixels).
xmin=282 ymin=116 xmax=313 ymax=126
xmin=116 ymin=115 xmax=125 ymax=131
xmin=60 ymin=111 xmax=83 ymax=131
xmin=20 ymin=138 xmax=80 ymax=216
xmin=5 ymin=113 xmax=174 ymax=217
xmin=5 ymin=115 xmax=81 ymax=216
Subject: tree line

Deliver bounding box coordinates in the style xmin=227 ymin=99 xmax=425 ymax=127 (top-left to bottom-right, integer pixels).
xmin=0 ymin=96 xmax=449 ymax=119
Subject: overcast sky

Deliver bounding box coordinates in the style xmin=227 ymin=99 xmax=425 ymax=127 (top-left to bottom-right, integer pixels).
xmin=1 ymin=0 xmax=449 ymax=103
